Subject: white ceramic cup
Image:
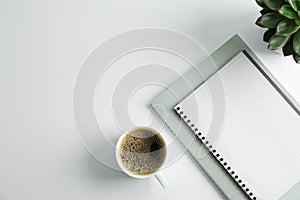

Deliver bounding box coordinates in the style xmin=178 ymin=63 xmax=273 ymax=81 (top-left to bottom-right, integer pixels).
xmin=115 ymin=127 xmax=169 ymax=188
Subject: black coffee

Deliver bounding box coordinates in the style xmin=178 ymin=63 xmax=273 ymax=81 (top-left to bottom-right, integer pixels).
xmin=118 ymin=128 xmax=166 ymax=176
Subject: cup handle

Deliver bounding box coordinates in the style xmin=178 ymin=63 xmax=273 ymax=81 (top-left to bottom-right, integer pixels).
xmin=154 ymin=171 xmax=169 ymax=189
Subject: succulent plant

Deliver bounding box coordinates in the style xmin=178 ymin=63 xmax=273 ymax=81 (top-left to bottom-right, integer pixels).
xmin=255 ymin=0 xmax=300 ymax=63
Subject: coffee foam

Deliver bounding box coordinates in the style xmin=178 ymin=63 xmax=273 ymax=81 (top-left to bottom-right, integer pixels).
xmin=119 ymin=129 xmax=166 ymax=175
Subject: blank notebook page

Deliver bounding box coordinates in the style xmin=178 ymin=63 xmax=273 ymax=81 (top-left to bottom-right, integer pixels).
xmin=175 ymin=53 xmax=300 ymax=200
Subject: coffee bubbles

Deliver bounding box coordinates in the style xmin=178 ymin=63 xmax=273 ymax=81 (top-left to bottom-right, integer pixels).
xmin=118 ymin=128 xmax=166 ymax=175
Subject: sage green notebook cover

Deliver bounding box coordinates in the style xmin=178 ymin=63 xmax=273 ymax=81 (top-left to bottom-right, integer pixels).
xmin=150 ymin=34 xmax=300 ymax=200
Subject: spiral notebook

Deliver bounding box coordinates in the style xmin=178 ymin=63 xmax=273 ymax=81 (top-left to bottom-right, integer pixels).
xmin=174 ymin=52 xmax=300 ymax=200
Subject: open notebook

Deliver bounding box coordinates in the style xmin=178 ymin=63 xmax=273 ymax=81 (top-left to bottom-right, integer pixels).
xmin=175 ymin=53 xmax=300 ymax=200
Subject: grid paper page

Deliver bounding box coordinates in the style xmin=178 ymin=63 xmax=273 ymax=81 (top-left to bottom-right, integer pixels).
xmin=175 ymin=53 xmax=300 ymax=200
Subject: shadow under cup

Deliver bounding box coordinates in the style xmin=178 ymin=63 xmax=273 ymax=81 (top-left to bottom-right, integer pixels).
xmin=116 ymin=127 xmax=167 ymax=178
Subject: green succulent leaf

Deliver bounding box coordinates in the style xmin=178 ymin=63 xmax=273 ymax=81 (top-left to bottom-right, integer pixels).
xmin=276 ymin=19 xmax=299 ymax=35
xmin=298 ymin=10 xmax=300 ymax=17
xmin=293 ymin=53 xmax=300 ymax=63
xmin=268 ymin=35 xmax=290 ymax=50
xmin=256 ymin=0 xmax=266 ymax=7
xmin=264 ymin=0 xmax=286 ymax=11
xmin=260 ymin=8 xmax=271 ymax=15
xmin=296 ymin=18 xmax=300 ymax=26
xmin=256 ymin=13 xmax=285 ymax=28
xmin=283 ymin=40 xmax=294 ymax=56
xmin=279 ymin=5 xmax=298 ymax=19
xmin=264 ymin=29 xmax=276 ymax=42
xmin=293 ymin=31 xmax=300 ymax=55
xmin=288 ymin=0 xmax=300 ymax=11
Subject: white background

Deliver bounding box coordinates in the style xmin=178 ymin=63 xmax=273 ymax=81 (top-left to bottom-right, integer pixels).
xmin=0 ymin=0 xmax=299 ymax=200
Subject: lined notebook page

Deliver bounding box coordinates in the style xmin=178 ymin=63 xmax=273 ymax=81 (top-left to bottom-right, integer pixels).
xmin=175 ymin=53 xmax=300 ymax=200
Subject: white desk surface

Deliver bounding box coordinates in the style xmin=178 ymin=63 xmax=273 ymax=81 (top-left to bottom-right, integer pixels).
xmin=0 ymin=0 xmax=299 ymax=200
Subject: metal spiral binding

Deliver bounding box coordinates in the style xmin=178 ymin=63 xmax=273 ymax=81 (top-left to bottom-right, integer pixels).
xmin=175 ymin=106 xmax=257 ymax=200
